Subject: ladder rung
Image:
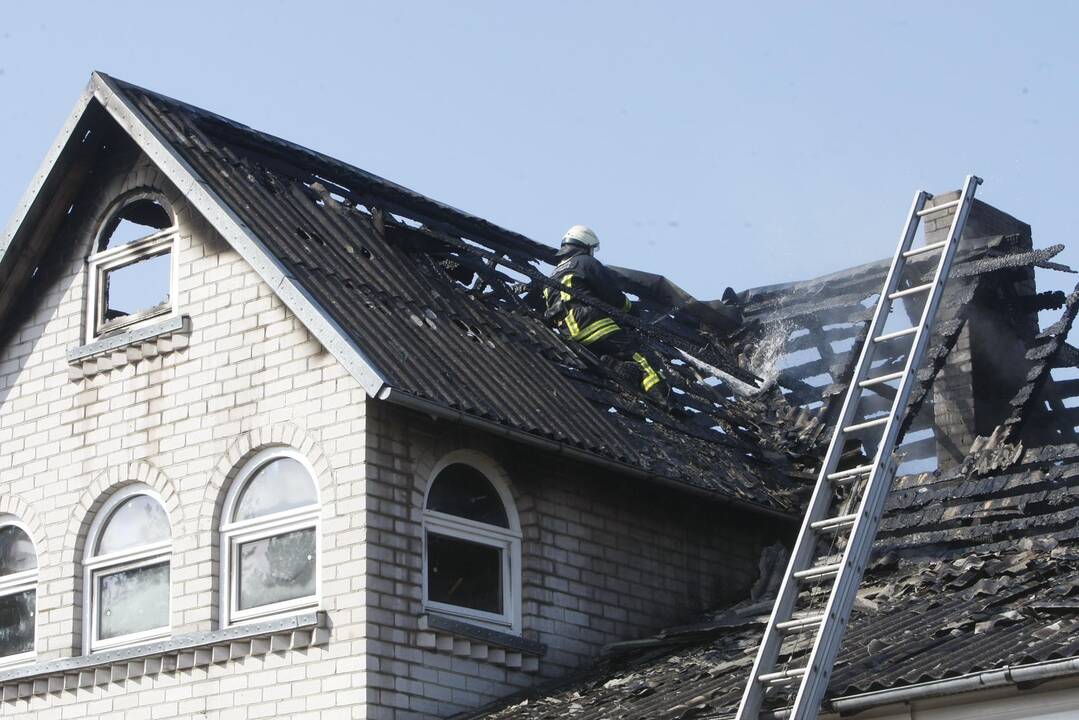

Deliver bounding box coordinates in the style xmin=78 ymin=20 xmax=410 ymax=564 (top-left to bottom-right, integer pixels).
xmin=758 ymin=667 xmax=807 ymax=685
xmin=903 ymin=241 xmax=947 ymax=258
xmin=775 ymin=613 xmax=825 ymax=633
xmin=811 ymin=513 xmax=858 ymax=532
xmin=827 ymin=464 xmax=874 ymax=482
xmin=888 ymin=282 xmax=934 ymax=300
xmin=916 ymin=198 xmax=961 ymax=217
xmin=843 ymin=417 xmax=889 ymax=433
xmin=874 ymin=326 xmax=917 ymax=344
xmin=859 ymin=371 xmax=904 ymax=388
xmin=794 ymin=563 xmax=842 ymax=582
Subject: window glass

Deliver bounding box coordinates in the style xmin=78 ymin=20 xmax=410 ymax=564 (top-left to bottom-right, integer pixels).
xmin=0 ymin=590 xmax=34 ymax=656
xmin=426 ymin=532 xmax=503 ymax=614
xmin=0 ymin=526 xmax=36 ymax=575
xmin=100 ymin=198 xmax=171 ymax=251
xmin=96 ymin=563 xmax=170 ymax=640
xmin=102 ymin=251 xmax=171 ymax=323
xmin=237 ymin=528 xmax=316 ymax=610
xmin=426 ymin=464 xmax=509 ymax=527
xmin=234 ymin=458 xmax=318 ymax=521
xmin=96 ymin=495 xmax=170 ymax=556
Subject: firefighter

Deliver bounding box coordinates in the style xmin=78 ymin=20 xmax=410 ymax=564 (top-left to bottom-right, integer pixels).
xmin=544 ymin=225 xmax=671 ymax=403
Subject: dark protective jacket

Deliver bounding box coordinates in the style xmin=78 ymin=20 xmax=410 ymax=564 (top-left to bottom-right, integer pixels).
xmin=544 ymin=251 xmax=633 ymax=346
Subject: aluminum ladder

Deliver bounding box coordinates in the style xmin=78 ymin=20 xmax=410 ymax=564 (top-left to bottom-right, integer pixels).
xmin=735 ymin=175 xmax=982 ymax=720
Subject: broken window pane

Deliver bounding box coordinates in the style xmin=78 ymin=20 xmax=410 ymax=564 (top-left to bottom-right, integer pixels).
xmin=426 ymin=532 xmax=502 ymax=614
xmin=237 ymin=528 xmax=316 ymax=610
xmin=100 ymin=198 xmax=172 ymax=251
xmin=426 ymin=464 xmax=509 ymax=527
xmin=234 ymin=458 xmax=318 ymax=521
xmin=0 ymin=526 xmax=35 ymax=576
xmin=97 ymin=562 xmax=169 ymax=640
xmin=96 ymin=495 xmax=170 ymax=556
xmin=0 ymin=590 xmax=34 ymax=656
xmin=102 ymin=251 xmax=171 ymax=324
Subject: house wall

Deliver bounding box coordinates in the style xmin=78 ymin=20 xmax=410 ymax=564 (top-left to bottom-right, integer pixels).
xmin=362 ymin=401 xmax=780 ymax=719
xmin=0 ymin=149 xmax=373 ymax=718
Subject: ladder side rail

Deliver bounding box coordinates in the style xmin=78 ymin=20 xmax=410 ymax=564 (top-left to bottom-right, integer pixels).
xmin=734 ymin=189 xmax=931 ymax=720
xmin=785 ymin=175 xmax=981 ymax=720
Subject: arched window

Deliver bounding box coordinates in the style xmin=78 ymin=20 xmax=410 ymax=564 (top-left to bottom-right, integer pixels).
xmin=220 ymin=448 xmax=320 ymax=626
xmin=87 ymin=194 xmax=177 ymax=339
xmin=84 ymin=487 xmax=172 ymax=652
xmin=0 ymin=518 xmax=37 ymax=667
xmin=422 ymin=455 xmax=521 ymax=632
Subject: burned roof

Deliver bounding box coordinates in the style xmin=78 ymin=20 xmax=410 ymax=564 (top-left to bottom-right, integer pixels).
xmin=7 ymin=74 xmax=1075 ymax=516
xmin=93 ymin=77 xmax=1079 ymax=515
xmin=467 ymin=273 xmax=1079 ymax=718
xmin=87 ymin=75 xmax=817 ymax=512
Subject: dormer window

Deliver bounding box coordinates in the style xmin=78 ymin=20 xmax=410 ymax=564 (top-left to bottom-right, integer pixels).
xmin=87 ymin=195 xmax=177 ymax=338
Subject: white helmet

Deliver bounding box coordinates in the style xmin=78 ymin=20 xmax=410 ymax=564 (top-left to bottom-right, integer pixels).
xmin=558 ymin=225 xmax=600 ymax=256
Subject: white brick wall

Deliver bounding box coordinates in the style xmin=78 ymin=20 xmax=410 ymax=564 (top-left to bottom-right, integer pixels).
xmin=362 ymin=402 xmax=775 ymax=719
xmin=0 ymin=152 xmax=373 ymax=718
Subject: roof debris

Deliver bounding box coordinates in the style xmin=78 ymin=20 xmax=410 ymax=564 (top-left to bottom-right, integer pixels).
xmin=461 ymin=239 xmax=1079 ymax=718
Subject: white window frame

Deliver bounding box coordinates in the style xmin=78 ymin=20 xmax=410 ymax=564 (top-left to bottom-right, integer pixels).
xmin=421 ymin=451 xmax=522 ymax=634
xmin=86 ymin=194 xmax=179 ymax=340
xmin=0 ymin=516 xmax=37 ymax=669
xmin=219 ymin=447 xmax=321 ymax=628
xmin=83 ymin=485 xmax=172 ymax=654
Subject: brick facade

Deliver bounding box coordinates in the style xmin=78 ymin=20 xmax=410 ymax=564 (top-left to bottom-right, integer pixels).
xmin=0 ymin=150 xmax=371 ymax=718
xmin=361 ymin=401 xmax=776 ymax=718
xmin=0 ymin=147 xmax=783 ymax=720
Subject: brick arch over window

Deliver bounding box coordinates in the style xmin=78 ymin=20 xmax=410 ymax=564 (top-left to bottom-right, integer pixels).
xmin=411 ymin=447 xmax=534 ymax=532
xmin=0 ymin=495 xmax=48 ymax=561
xmin=196 ymin=423 xmax=335 ymax=625
xmin=61 ymin=461 xmax=180 ymax=651
xmin=73 ymin=159 xmax=186 ymax=265
xmin=63 ymin=461 xmax=182 ymax=567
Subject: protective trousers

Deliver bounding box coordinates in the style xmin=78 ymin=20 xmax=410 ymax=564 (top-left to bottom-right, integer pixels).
xmin=584 ymin=329 xmax=665 ymax=393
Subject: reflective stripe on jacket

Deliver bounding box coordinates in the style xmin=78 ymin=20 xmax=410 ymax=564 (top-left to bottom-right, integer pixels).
xmin=544 ymin=253 xmax=631 ymax=345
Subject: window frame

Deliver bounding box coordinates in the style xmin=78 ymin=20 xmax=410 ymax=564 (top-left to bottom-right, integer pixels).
xmin=421 ymin=452 xmax=522 ymax=634
xmin=86 ymin=194 xmax=179 ymax=340
xmin=82 ymin=485 xmax=172 ymax=654
xmin=0 ymin=516 xmax=37 ymax=669
xmin=219 ymin=447 xmax=322 ymax=628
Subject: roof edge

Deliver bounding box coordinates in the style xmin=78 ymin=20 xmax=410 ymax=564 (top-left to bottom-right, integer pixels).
xmin=85 ymin=72 xmax=389 ymax=397
xmin=379 ymin=387 xmax=798 ymax=521
xmin=102 ymin=74 xmax=558 ymax=264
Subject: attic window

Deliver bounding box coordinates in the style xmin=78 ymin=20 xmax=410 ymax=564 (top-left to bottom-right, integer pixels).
xmin=87 ymin=196 xmax=177 ymax=338
xmin=422 ymin=455 xmax=521 ymax=633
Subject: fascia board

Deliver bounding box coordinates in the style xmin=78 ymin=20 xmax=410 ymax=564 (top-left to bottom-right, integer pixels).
xmin=88 ymin=72 xmax=388 ymax=397
xmin=0 ymin=82 xmax=95 ymax=263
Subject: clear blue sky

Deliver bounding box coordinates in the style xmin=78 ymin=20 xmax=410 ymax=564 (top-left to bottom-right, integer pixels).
xmin=2 ymin=2 xmax=1076 ymax=300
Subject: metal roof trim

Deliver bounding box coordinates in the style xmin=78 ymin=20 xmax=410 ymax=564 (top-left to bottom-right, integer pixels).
xmin=87 ymin=71 xmax=389 ymax=397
